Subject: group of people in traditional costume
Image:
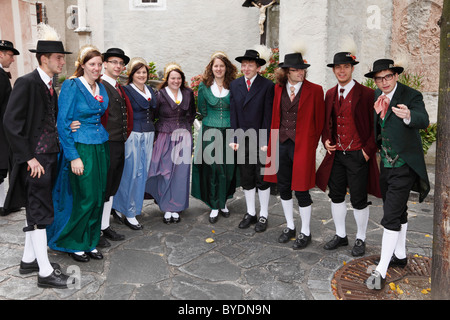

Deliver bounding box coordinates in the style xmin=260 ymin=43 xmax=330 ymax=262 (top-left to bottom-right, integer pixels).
xmin=0 ymin=23 xmax=430 ymax=291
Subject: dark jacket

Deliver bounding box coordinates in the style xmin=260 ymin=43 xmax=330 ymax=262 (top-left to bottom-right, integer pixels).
xmin=0 ymin=68 xmax=12 ymax=170
xmin=229 ymin=74 xmax=274 ymax=144
xmin=2 ymin=69 xmax=57 ymax=209
xmin=374 ymin=82 xmax=430 ymax=202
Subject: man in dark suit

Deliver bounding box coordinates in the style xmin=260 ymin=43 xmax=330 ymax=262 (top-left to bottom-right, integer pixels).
xmin=364 ymin=59 xmax=430 ymax=290
xmin=316 ymin=52 xmax=381 ymax=257
xmin=0 ymin=40 xmax=19 ymax=215
xmin=3 ymin=36 xmax=73 ymax=289
xmin=229 ymin=49 xmax=274 ymax=232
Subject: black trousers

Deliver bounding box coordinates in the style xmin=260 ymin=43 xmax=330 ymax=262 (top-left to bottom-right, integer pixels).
xmin=379 ymin=162 xmax=417 ymax=231
xmin=23 ymin=153 xmax=58 ymax=231
xmin=238 ymin=137 xmax=270 ymax=191
xmin=327 ymin=150 xmax=370 ymax=209
xmin=277 ymin=139 xmax=312 ymax=207
xmin=104 ymin=140 xmax=125 ymax=200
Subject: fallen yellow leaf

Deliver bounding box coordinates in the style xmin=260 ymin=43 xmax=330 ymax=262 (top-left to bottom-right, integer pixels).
xmin=421 ymin=289 xmax=429 ymax=294
xmin=389 ymin=283 xmax=396 ymax=290
xmin=211 ymin=230 xmax=215 ymax=234
xmin=425 ymin=234 xmax=430 ymax=237
xmin=343 ymin=261 xmax=347 ymax=265
xmin=346 ymin=290 xmax=351 ymax=294
xmin=205 ymin=238 xmax=214 ymax=243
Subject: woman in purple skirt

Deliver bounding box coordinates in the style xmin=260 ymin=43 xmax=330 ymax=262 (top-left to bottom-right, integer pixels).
xmin=146 ymin=63 xmax=196 ymax=223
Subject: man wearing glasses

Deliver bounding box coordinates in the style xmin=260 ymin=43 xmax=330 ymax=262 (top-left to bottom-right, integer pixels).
xmin=0 ymin=40 xmax=20 ymax=216
xmin=364 ymin=59 xmax=430 ymax=290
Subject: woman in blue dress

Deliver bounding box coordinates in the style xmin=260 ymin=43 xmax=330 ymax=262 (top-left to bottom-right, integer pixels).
xmin=47 ymin=46 xmax=110 ymax=262
xmin=112 ymin=57 xmax=156 ymax=230
xmin=146 ymin=63 xmax=196 ymax=224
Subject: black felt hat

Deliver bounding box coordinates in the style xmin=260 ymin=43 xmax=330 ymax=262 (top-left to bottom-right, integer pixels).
xmin=0 ymin=40 xmax=20 ymax=55
xmin=364 ymin=59 xmax=404 ymax=78
xmin=102 ymin=48 xmax=130 ymax=65
xmin=278 ymin=52 xmax=310 ymax=69
xmin=327 ymin=52 xmax=359 ymax=67
xmin=235 ymin=49 xmax=266 ymax=66
xmin=29 ymin=40 xmax=71 ymax=54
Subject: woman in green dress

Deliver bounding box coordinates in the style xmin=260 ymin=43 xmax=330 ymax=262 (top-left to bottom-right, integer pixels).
xmin=191 ymin=52 xmax=239 ymax=223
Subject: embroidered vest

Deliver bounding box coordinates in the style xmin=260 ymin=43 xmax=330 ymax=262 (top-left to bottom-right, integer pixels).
xmin=35 ymin=89 xmax=59 ymax=154
xmin=334 ymin=88 xmax=362 ymax=151
xmin=279 ymin=86 xmax=301 ymax=143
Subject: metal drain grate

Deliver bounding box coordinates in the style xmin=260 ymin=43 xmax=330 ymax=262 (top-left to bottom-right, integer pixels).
xmin=332 ymin=255 xmax=431 ymax=300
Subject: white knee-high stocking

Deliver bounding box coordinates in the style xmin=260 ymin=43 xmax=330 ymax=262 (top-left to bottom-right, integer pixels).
xmin=394 ymin=223 xmax=408 ymax=259
xmin=29 ymin=229 xmax=53 ymax=277
xmin=101 ymin=196 xmax=113 ymax=230
xmin=244 ymin=188 xmax=256 ymax=216
xmin=353 ymin=207 xmax=370 ymax=241
xmin=331 ymin=201 xmax=347 ymax=238
xmin=299 ymin=205 xmax=311 ymax=236
xmin=281 ymin=199 xmax=294 ymax=230
xmin=258 ymin=188 xmax=270 ymax=218
xmin=376 ymin=228 xmax=400 ymax=278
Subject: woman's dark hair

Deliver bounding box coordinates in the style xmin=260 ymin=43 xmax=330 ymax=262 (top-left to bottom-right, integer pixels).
xmin=127 ymin=62 xmax=149 ymax=85
xmin=159 ymin=68 xmax=186 ymax=90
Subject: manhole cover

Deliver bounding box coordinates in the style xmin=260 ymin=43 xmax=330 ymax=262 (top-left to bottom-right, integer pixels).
xmin=332 ymin=254 xmax=431 ymax=300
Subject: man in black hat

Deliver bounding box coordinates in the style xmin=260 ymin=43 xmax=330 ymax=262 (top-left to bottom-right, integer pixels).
xmin=264 ymin=52 xmax=325 ymax=249
xmin=364 ymin=59 xmax=430 ymax=290
xmin=3 ymin=35 xmax=73 ymax=288
xmin=0 ymin=40 xmax=20 ymax=215
xmin=70 ymin=48 xmax=133 ymax=245
xmin=316 ymin=52 xmax=381 ymax=257
xmin=229 ymin=49 xmax=274 ymax=232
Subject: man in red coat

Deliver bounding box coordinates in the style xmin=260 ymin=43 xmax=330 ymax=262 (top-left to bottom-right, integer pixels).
xmin=316 ymin=52 xmax=381 ymax=257
xmin=265 ymin=52 xmax=325 ymax=249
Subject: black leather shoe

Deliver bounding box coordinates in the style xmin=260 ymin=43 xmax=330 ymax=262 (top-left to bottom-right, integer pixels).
xmin=238 ymin=213 xmax=257 ymax=229
xmin=255 ymin=217 xmax=268 ymax=232
xmin=351 ymin=239 xmax=366 ymax=257
xmin=292 ymin=233 xmax=311 ymax=250
xmin=278 ymin=228 xmax=296 ymax=243
xmin=124 ymin=218 xmax=143 ymax=230
xmin=366 ymin=270 xmax=386 ymax=290
xmin=209 ymin=215 xmax=218 ymax=224
xmin=219 ymin=210 xmax=230 ymax=218
xmin=374 ymin=254 xmax=408 ymax=268
xmin=37 ymin=268 xmax=73 ymax=289
xmin=19 ymin=260 xmax=61 ymax=275
xmin=102 ymin=226 xmax=125 ymax=241
xmin=97 ymin=235 xmax=111 ymax=248
xmin=111 ymin=209 xmax=124 ymax=225
xmin=323 ymin=235 xmax=348 ymax=250
xmin=86 ymin=250 xmax=103 ymax=260
xmin=69 ymin=252 xmax=90 ymax=262
xmin=389 ymin=255 xmax=408 ymax=268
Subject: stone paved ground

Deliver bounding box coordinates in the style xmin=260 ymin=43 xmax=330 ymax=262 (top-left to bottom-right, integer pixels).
xmin=0 ymin=171 xmax=434 ymax=302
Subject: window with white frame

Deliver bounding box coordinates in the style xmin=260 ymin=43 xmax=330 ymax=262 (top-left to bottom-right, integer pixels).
xmin=130 ymin=0 xmax=166 ymax=10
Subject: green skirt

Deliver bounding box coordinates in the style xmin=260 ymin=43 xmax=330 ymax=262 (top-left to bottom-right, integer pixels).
xmin=49 ymin=142 xmax=109 ymax=252
xmin=191 ymin=126 xmax=239 ymax=209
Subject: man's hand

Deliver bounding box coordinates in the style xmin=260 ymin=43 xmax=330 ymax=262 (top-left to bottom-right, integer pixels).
xmin=71 ymin=158 xmax=84 ymax=176
xmin=362 ymin=149 xmax=369 ymax=161
xmin=70 ymin=120 xmax=81 ymax=132
xmin=392 ymin=104 xmax=411 ymax=121
xmin=324 ymin=139 xmax=336 ymax=155
xmin=27 ymin=158 xmax=45 ymax=178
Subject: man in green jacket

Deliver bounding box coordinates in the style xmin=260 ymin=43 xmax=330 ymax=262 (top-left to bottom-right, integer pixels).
xmin=364 ymin=59 xmax=430 ymax=290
